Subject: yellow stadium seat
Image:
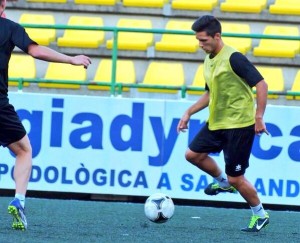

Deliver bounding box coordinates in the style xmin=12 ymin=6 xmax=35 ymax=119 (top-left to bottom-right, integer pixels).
xmin=88 ymin=59 xmax=136 ymax=91
xmin=123 ymin=0 xmax=168 ymax=8
xmin=106 ymin=18 xmax=153 ymax=51
xmin=222 ymin=23 xmax=252 ymax=54
xmin=255 ymin=66 xmax=285 ymax=99
xmin=8 ymin=54 xmax=35 ymax=87
xmin=172 ymin=0 xmax=218 ymax=11
xmin=27 ymin=0 xmax=67 ymax=3
xmin=39 ymin=63 xmax=87 ymax=89
xmin=155 ymin=20 xmax=198 ymax=53
xmin=19 ymin=13 xmax=55 ymax=46
xmin=138 ymin=62 xmax=184 ymax=93
xmin=270 ymin=0 xmax=300 ymax=15
xmin=74 ymin=0 xmax=119 ymax=5
xmin=220 ymin=0 xmax=267 ymax=13
xmin=57 ymin=16 xmax=105 ymax=48
xmin=187 ymin=65 xmax=205 ymax=95
xmin=287 ymin=71 xmax=300 ymax=100
xmin=253 ymin=25 xmax=300 ymax=58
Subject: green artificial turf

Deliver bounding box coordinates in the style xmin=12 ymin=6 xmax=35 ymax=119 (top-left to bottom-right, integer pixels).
xmin=0 ymin=196 xmax=299 ymax=243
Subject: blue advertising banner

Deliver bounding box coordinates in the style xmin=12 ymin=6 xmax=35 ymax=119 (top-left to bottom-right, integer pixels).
xmin=0 ymin=92 xmax=299 ymax=205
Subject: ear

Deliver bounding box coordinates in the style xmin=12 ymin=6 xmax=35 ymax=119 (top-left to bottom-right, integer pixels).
xmin=1 ymin=0 xmax=6 ymax=9
xmin=214 ymin=33 xmax=222 ymax=40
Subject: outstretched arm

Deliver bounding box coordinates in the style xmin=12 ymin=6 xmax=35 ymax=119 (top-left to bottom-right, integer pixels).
xmin=27 ymin=44 xmax=92 ymax=69
xmin=177 ymin=91 xmax=210 ymax=133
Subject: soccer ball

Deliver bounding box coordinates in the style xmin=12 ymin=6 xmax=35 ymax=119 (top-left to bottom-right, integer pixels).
xmin=144 ymin=193 xmax=175 ymax=223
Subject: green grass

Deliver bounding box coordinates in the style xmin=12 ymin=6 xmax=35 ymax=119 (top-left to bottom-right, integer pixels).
xmin=0 ymin=196 xmax=299 ymax=243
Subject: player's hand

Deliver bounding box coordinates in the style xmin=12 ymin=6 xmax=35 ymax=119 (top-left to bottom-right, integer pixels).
xmin=177 ymin=114 xmax=190 ymax=133
xmin=255 ymin=117 xmax=269 ymax=136
xmin=71 ymin=55 xmax=92 ymax=69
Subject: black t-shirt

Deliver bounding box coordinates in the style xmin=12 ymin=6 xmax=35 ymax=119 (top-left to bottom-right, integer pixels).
xmin=0 ymin=17 xmax=36 ymax=106
xmin=205 ymin=52 xmax=264 ymax=91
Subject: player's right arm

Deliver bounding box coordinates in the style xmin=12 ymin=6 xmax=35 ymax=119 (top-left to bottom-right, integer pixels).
xmin=177 ymin=91 xmax=210 ymax=133
xmin=27 ymin=44 xmax=91 ymax=69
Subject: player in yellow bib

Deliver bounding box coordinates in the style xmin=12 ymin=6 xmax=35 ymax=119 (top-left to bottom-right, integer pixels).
xmin=177 ymin=15 xmax=269 ymax=232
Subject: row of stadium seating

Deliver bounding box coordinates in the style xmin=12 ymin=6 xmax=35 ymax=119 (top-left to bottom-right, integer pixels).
xmin=7 ymin=1 xmax=300 ymax=103
xmin=19 ymin=13 xmax=300 ymax=58
xmin=23 ymin=0 xmax=300 ymax=15
xmin=10 ymin=54 xmax=300 ymax=100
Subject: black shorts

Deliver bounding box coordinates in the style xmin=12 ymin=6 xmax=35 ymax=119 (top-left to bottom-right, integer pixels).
xmin=0 ymin=104 xmax=26 ymax=147
xmin=189 ymin=123 xmax=255 ymax=177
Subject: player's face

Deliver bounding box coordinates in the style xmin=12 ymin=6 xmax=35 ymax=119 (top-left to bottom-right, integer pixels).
xmin=195 ymin=31 xmax=220 ymax=55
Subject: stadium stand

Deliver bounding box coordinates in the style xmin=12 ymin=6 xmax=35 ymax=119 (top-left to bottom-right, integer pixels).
xmin=27 ymin=0 xmax=67 ymax=3
xmin=138 ymin=62 xmax=184 ymax=93
xmin=39 ymin=63 xmax=87 ymax=89
xmin=220 ymin=0 xmax=268 ymax=14
xmin=57 ymin=16 xmax=105 ymax=48
xmin=269 ymin=0 xmax=300 ymax=15
xmin=8 ymin=54 xmax=35 ymax=87
xmin=5 ymin=0 xmax=300 ymax=105
xmin=253 ymin=25 xmax=300 ymax=58
xmin=256 ymin=66 xmax=285 ymax=99
xmin=106 ymin=18 xmax=154 ymax=51
xmin=171 ymin=0 xmax=218 ymax=11
xmin=74 ymin=0 xmax=120 ymax=5
xmin=287 ymin=70 xmax=300 ymax=100
xmin=187 ymin=64 xmax=205 ymax=96
xmin=123 ymin=0 xmax=168 ymax=8
xmin=222 ymin=22 xmax=252 ymax=54
xmin=88 ymin=59 xmax=136 ymax=91
xmin=155 ymin=20 xmax=198 ymax=53
xmin=19 ymin=13 xmax=56 ymax=46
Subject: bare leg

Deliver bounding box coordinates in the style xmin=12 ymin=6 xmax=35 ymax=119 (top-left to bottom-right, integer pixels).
xmin=229 ymin=175 xmax=269 ymax=232
xmin=8 ymin=135 xmax=32 ymax=195
xmin=185 ymin=149 xmax=221 ymax=177
xmin=228 ymin=175 xmax=260 ymax=207
xmin=7 ymin=135 xmax=31 ymax=230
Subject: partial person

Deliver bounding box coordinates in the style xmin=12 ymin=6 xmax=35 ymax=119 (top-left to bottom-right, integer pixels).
xmin=0 ymin=0 xmax=91 ymax=230
xmin=177 ymin=15 xmax=269 ymax=232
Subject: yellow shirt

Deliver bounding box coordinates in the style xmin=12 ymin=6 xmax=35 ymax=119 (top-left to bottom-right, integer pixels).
xmin=204 ymin=45 xmax=255 ymax=130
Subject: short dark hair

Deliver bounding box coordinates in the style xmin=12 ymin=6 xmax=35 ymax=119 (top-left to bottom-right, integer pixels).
xmin=191 ymin=15 xmax=222 ymax=37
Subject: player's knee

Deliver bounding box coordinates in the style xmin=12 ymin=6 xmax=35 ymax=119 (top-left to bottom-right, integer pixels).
xmin=21 ymin=135 xmax=32 ymax=154
xmin=185 ymin=150 xmax=206 ymax=164
xmin=9 ymin=136 xmax=32 ymax=157
xmin=19 ymin=139 xmax=32 ymax=156
xmin=227 ymin=175 xmax=244 ymax=189
xmin=185 ymin=150 xmax=195 ymax=162
xmin=24 ymin=143 xmax=32 ymax=156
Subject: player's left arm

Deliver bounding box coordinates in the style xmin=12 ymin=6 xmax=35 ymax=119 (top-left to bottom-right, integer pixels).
xmin=11 ymin=23 xmax=90 ymax=69
xmin=28 ymin=44 xmax=92 ymax=69
xmin=254 ymin=79 xmax=269 ymax=135
xmin=11 ymin=22 xmax=92 ymax=68
xmin=230 ymin=52 xmax=269 ymax=135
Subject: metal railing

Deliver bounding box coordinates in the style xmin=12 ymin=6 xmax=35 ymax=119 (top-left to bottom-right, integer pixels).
xmin=10 ymin=24 xmax=300 ymax=98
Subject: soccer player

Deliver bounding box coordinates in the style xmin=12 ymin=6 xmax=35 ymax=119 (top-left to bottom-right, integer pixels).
xmin=177 ymin=15 xmax=269 ymax=232
xmin=0 ymin=0 xmax=91 ymax=230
